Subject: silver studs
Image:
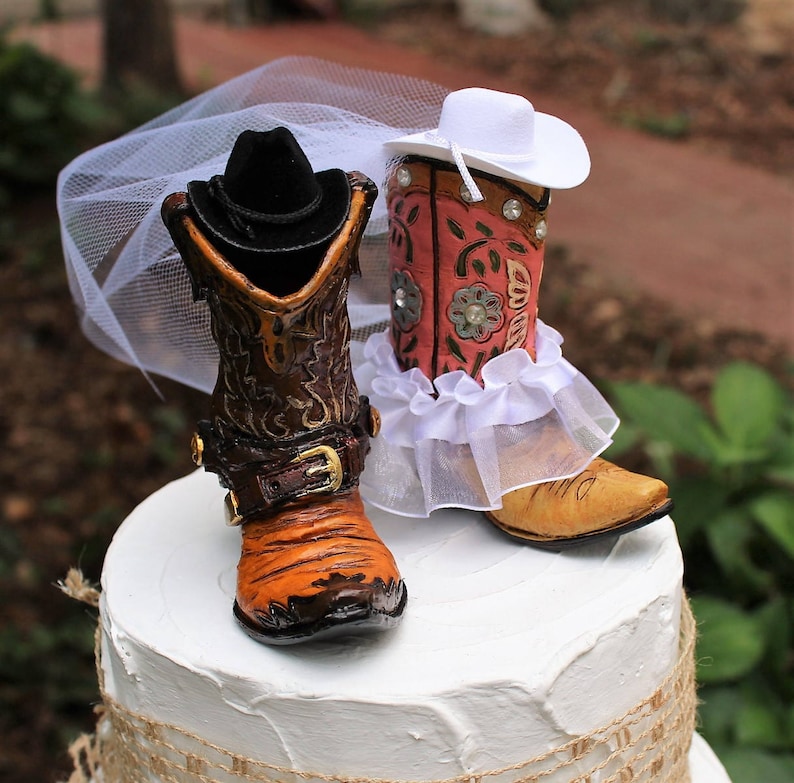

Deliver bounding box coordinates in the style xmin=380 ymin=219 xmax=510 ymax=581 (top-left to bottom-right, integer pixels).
xmin=459 ymin=182 xmax=476 ymax=203
xmin=502 ymin=198 xmax=523 ymax=220
xmin=396 ymin=166 xmax=412 ymax=188
xmin=464 ymin=303 xmax=488 ymax=326
xmin=534 ymin=219 xmax=548 ymax=241
xmin=394 ymin=287 xmax=408 ymax=308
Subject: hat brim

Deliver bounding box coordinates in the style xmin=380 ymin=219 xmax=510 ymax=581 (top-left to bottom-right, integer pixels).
xmin=384 ymin=112 xmax=590 ymax=190
xmin=187 ymin=168 xmax=351 ymax=254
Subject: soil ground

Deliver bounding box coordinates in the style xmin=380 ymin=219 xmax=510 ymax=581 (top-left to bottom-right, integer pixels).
xmin=0 ymin=4 xmax=792 ymax=782
xmin=370 ymin=1 xmax=794 ymax=179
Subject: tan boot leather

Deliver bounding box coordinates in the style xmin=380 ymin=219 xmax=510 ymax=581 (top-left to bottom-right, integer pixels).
xmin=485 ymin=458 xmax=672 ymax=548
xmin=163 ymin=142 xmax=406 ymax=644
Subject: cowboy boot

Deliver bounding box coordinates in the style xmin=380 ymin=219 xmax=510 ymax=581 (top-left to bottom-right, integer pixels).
xmin=162 ymin=130 xmax=406 ymax=643
xmin=386 ymin=156 xmax=671 ymax=546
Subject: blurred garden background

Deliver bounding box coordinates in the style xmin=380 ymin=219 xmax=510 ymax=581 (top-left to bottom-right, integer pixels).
xmin=0 ymin=1 xmax=792 ymax=781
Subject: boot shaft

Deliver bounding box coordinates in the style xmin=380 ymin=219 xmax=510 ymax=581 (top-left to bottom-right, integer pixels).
xmin=387 ymin=157 xmax=550 ymax=383
xmin=163 ymin=172 xmax=377 ymax=442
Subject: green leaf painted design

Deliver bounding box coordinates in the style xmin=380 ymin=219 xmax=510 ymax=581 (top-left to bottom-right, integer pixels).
xmin=394 ymin=199 xmax=404 ymax=215
xmin=407 ymin=205 xmax=420 ymax=225
xmin=475 ymin=221 xmax=493 ymax=237
xmin=446 ymin=217 xmax=465 ymax=240
xmin=446 ymin=334 xmax=466 ymax=362
xmin=489 ymin=249 xmax=501 ymax=273
xmin=390 ymin=217 xmax=415 ymax=265
xmin=471 ymin=351 xmax=486 ymax=379
xmin=404 ymin=335 xmax=418 ymax=354
xmin=455 ymin=239 xmax=488 ymax=276
xmin=472 ymin=259 xmax=486 ymax=277
xmin=507 ymin=240 xmax=528 ymax=254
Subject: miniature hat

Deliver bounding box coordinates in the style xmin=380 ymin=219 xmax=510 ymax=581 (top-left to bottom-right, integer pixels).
xmin=188 ymin=127 xmax=351 ymax=254
xmin=385 ymin=87 xmax=590 ymax=192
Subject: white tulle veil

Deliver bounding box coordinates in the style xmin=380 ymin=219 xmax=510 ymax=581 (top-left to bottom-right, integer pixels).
xmin=57 ymin=56 xmax=448 ymax=392
xmin=57 ymin=56 xmax=618 ymax=516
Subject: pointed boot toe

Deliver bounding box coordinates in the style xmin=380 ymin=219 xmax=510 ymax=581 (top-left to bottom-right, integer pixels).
xmin=234 ymin=490 xmax=407 ymax=644
xmin=485 ymin=458 xmax=672 ymax=548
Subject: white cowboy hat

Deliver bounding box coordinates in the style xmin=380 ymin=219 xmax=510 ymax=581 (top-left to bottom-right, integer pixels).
xmin=385 ymin=87 xmax=590 ymax=193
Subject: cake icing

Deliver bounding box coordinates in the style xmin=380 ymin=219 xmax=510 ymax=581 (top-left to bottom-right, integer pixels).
xmin=100 ymin=469 xmax=684 ymax=780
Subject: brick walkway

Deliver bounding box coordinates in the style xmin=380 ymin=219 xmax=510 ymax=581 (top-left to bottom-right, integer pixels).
xmin=15 ymin=14 xmax=793 ymax=349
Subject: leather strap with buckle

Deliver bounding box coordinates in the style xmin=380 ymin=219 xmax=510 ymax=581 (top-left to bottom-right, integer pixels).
xmin=192 ymin=398 xmax=377 ymax=524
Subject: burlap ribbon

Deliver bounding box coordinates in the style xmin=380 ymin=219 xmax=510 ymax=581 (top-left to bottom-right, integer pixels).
xmin=61 ymin=569 xmax=697 ymax=783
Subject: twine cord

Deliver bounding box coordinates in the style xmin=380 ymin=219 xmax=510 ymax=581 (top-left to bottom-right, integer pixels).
xmin=62 ymin=571 xmax=697 ymax=783
xmin=423 ymin=132 xmax=539 ymax=204
xmin=207 ymin=175 xmax=323 ymax=239
xmin=58 ymin=568 xmax=100 ymax=608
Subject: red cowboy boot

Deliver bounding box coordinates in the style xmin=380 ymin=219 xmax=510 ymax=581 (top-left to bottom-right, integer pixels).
xmin=386 ymin=156 xmax=671 ymax=546
xmin=163 ymin=129 xmax=406 ymax=643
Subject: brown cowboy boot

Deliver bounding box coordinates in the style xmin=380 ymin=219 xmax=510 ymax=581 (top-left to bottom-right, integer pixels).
xmin=162 ymin=129 xmax=406 ymax=643
xmin=386 ymin=155 xmax=671 ymax=546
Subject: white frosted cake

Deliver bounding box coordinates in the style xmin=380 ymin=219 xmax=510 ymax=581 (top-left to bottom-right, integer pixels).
xmin=86 ymin=471 xmax=728 ymax=783
xmin=83 ymin=469 xmax=731 ymax=783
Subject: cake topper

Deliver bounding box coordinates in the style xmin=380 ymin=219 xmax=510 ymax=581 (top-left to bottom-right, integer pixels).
xmin=356 ymin=87 xmax=673 ymax=545
xmin=162 ymin=128 xmax=406 ymax=644
xmin=58 ymin=60 xmax=673 ymax=622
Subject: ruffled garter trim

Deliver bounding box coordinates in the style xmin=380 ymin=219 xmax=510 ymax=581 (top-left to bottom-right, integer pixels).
xmin=355 ymin=323 xmax=619 ymax=517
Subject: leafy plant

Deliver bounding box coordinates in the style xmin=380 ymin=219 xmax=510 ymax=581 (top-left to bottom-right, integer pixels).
xmin=0 ymin=34 xmax=100 ymax=195
xmin=618 ymin=109 xmax=691 ymax=139
xmin=0 ymin=28 xmax=183 ymax=204
xmin=607 ymin=361 xmax=794 ymax=780
xmin=646 ymin=0 xmax=746 ymax=25
xmin=537 ymin=0 xmax=582 ymax=20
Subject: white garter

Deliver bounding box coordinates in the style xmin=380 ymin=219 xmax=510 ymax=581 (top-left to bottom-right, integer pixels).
xmin=355 ymin=322 xmax=619 ymax=517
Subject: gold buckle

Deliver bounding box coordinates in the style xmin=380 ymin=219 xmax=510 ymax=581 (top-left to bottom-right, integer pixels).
xmin=292 ymin=444 xmax=343 ymax=494
xmin=190 ymin=432 xmax=204 ymax=466
xmin=224 ymin=490 xmax=243 ymax=526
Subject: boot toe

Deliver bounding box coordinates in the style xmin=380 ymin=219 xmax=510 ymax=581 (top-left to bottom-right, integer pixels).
xmin=234 ymin=490 xmax=406 ymax=645
xmin=486 ymin=459 xmax=672 ymax=548
xmin=235 ymin=575 xmax=407 ymax=645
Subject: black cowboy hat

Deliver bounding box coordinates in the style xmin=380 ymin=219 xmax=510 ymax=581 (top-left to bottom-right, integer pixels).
xmin=187 ymin=127 xmax=351 ymax=255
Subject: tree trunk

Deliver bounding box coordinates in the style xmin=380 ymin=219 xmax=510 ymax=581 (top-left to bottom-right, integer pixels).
xmin=102 ymin=0 xmax=182 ymax=94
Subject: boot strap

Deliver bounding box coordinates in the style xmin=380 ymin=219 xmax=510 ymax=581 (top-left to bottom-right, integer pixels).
xmin=193 ymin=400 xmax=376 ymax=524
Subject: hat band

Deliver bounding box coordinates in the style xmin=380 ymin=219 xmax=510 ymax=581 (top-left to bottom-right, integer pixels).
xmin=424 ymin=132 xmax=537 ymax=204
xmin=208 ymin=175 xmax=323 ymax=239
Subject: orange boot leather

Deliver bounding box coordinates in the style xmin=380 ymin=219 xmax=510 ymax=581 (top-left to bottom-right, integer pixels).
xmin=235 ymin=490 xmax=405 ymax=641
xmin=162 ymin=140 xmax=406 ymax=644
xmin=485 ymin=458 xmax=672 ymax=548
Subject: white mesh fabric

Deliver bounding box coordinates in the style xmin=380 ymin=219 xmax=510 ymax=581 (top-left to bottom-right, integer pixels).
xmin=57 ymin=56 xmax=448 ymax=391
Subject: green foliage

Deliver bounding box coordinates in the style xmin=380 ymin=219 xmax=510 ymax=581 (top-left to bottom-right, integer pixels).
xmin=537 ymin=0 xmax=582 ymax=20
xmin=0 ymin=27 xmax=183 ymax=207
xmin=646 ymin=0 xmax=747 ymax=25
xmin=0 ymin=35 xmax=100 ymax=195
xmin=608 ymin=361 xmax=794 ymax=774
xmin=618 ymin=109 xmax=691 ymax=140
xmin=39 ymin=0 xmax=60 ymax=21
